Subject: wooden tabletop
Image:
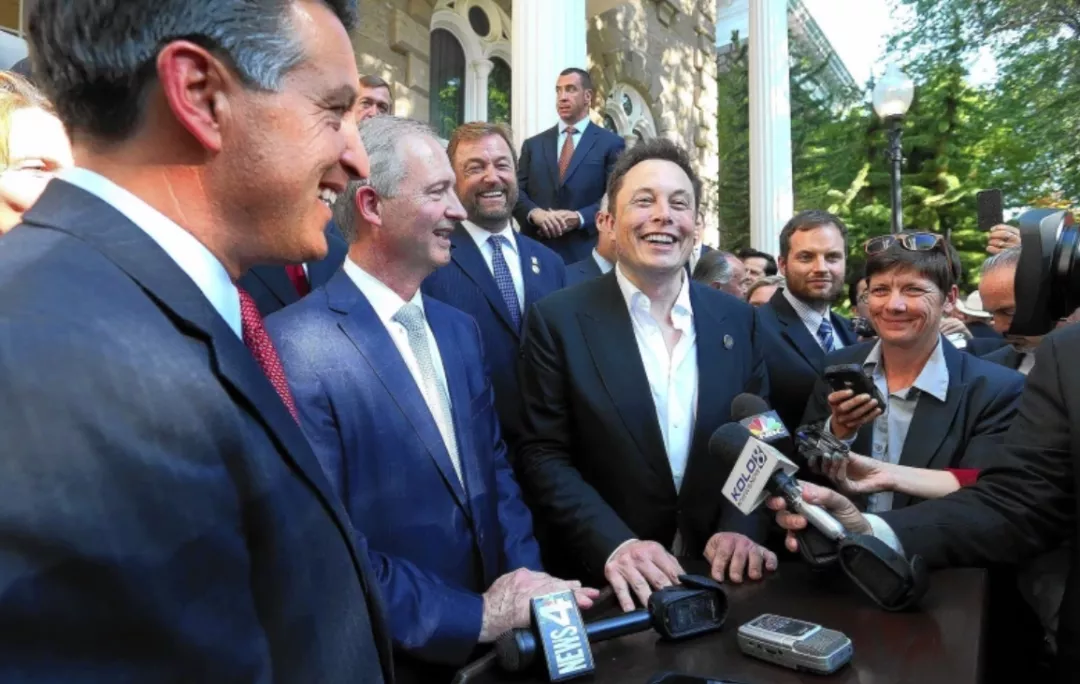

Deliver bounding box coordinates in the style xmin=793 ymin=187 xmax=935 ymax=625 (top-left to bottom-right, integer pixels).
xmin=466 ymin=561 xmax=987 ymax=684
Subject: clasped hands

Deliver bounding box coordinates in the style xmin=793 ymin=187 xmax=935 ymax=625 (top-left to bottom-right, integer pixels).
xmin=529 ymin=208 xmax=580 ymax=239
xmin=604 ymin=534 xmax=777 ymax=613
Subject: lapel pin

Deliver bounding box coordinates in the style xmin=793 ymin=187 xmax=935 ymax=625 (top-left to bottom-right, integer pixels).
xmin=723 ymin=334 xmax=734 ymax=350
xmin=531 ymin=256 xmax=540 ymax=274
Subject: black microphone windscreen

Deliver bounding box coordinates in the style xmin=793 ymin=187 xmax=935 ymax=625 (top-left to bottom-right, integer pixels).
xmin=708 ymin=422 xmax=753 ymax=471
xmin=730 ymin=393 xmax=770 ymax=422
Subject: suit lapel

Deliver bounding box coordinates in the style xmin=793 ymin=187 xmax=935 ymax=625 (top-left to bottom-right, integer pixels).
xmin=832 ymin=312 xmax=857 ymax=347
xmin=892 ymin=342 xmax=965 ymax=507
xmin=244 ymin=265 xmax=297 ymax=308
xmin=25 ymin=180 xmax=367 ymax=570
xmin=562 ymin=124 xmax=600 ymax=186
xmin=770 ymin=290 xmax=825 ymax=367
xmin=450 ymin=224 xmax=520 ymax=336
xmin=306 ymin=231 xmax=346 ymax=290
xmin=519 ymin=238 xmax=546 ymax=312
xmin=578 ymin=274 xmax=674 ymax=489
xmin=327 ymin=272 xmax=472 ymax=514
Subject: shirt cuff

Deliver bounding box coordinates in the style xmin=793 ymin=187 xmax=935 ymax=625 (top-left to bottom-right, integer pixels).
xmin=865 ymin=514 xmax=905 ymax=556
xmin=824 ymin=417 xmax=857 ymax=446
xmin=576 ymin=212 xmax=584 ymax=229
xmin=605 ymin=538 xmax=638 ymax=567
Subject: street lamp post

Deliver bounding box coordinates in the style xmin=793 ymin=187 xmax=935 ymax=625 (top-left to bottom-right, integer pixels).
xmin=872 ymin=64 xmax=915 ymax=234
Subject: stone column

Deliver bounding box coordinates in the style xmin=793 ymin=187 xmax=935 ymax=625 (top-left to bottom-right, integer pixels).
xmin=748 ymin=0 xmax=793 ymax=255
xmin=469 ymin=58 xmax=495 ymax=123
xmin=511 ymin=0 xmax=588 ymax=151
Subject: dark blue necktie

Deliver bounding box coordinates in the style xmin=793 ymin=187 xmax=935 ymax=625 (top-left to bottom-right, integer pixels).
xmin=489 ymin=235 xmax=521 ymax=330
xmin=817 ymin=318 xmax=835 ymax=352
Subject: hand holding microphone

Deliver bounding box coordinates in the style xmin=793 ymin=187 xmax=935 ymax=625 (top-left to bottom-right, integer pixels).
xmin=764 ymin=483 xmax=871 ymax=555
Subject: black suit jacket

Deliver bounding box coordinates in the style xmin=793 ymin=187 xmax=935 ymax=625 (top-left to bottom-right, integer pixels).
xmin=515 ymin=273 xmax=770 ymax=582
xmin=0 ymin=181 xmax=393 ymax=681
xmin=982 ymin=343 xmax=1025 ymax=370
xmin=238 ymin=221 xmax=348 ymax=317
xmin=565 ymin=255 xmax=603 ymax=286
xmin=757 ymin=289 xmax=856 ymax=432
xmin=878 ymin=325 xmax=1080 ymax=681
xmin=802 ymin=337 xmax=1025 ymax=509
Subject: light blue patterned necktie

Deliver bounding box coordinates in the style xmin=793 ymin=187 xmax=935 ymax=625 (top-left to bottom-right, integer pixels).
xmin=488 ymin=234 xmax=522 ymax=330
xmin=817 ymin=317 xmax=835 ymax=353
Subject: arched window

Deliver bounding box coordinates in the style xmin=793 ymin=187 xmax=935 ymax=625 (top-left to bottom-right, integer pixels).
xmin=430 ymin=28 xmax=466 ymax=140
xmin=431 ymin=0 xmax=511 ymax=127
xmin=601 ymin=83 xmax=657 ymax=148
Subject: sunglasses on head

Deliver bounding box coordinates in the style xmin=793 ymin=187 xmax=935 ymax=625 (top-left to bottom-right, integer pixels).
xmin=863 ymin=232 xmax=946 ymax=256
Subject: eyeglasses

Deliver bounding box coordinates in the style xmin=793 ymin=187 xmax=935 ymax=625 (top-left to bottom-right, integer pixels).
xmin=864 ymin=232 xmax=945 ymax=255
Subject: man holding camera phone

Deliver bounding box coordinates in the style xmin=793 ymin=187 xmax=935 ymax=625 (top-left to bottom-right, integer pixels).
xmin=801 ymin=232 xmax=1024 ymax=511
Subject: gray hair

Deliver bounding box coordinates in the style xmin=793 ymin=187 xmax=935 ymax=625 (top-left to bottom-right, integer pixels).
xmin=599 ymin=193 xmax=609 ymax=213
xmin=27 ymin=0 xmax=358 ymax=141
xmin=692 ymin=249 xmax=736 ymax=286
xmin=747 ymin=275 xmax=787 ymax=300
xmin=981 ymin=246 xmax=1022 ymax=277
xmin=334 ymin=116 xmax=440 ymax=242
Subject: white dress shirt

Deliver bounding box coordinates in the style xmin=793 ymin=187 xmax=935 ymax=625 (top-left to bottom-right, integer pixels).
xmin=615 ymin=265 xmax=698 ymax=492
xmin=591 ymin=249 xmax=614 ymax=275
xmin=342 ymin=258 xmax=460 ymax=477
xmin=782 ymin=287 xmax=845 ymax=352
xmin=59 ymin=167 xmax=242 ymax=338
xmin=461 ymin=219 xmax=525 ymax=311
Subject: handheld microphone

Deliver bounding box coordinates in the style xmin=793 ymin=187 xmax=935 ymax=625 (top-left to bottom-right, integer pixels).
xmin=711 ymin=422 xmax=848 ymax=542
xmin=730 ymin=394 xmax=794 ymax=455
xmin=795 ymin=422 xmax=851 ymax=470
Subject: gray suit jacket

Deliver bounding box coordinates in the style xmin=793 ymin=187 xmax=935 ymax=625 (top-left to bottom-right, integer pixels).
xmin=0 ymin=180 xmax=394 ymax=682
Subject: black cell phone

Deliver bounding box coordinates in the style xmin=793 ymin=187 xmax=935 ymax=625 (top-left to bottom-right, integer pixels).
xmin=976 ymin=189 xmax=1004 ymax=231
xmin=823 ymin=364 xmax=884 ymax=406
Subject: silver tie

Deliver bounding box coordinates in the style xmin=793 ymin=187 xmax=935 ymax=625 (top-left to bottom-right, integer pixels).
xmin=393 ymin=303 xmax=462 ymax=484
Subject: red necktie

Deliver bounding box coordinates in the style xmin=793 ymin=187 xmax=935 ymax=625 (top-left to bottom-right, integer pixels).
xmin=285 ymin=264 xmax=310 ymax=297
xmin=239 ymin=288 xmax=299 ymax=422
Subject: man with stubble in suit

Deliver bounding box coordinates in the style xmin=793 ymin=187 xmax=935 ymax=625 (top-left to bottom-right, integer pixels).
xmin=0 ymin=0 xmax=393 ymax=680
xmin=516 ymin=139 xmax=777 ymax=613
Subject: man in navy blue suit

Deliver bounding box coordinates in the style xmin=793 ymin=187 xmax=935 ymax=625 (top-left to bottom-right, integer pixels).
xmin=513 ymin=68 xmax=626 ymax=264
xmin=268 ymin=117 xmax=596 ymax=682
xmin=423 ymin=122 xmax=565 ymax=446
xmin=239 ymin=221 xmax=348 ymax=316
xmin=565 ymin=193 xmax=617 ymax=286
xmin=757 ymin=210 xmax=857 ymax=433
xmin=0 ymin=0 xmax=392 ymax=680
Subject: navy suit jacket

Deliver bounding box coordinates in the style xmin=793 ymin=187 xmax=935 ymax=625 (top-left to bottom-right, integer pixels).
xmin=565 ymin=255 xmax=604 ymax=286
xmin=422 ymin=224 xmax=566 ymax=446
xmin=266 ymin=270 xmax=542 ymax=675
xmin=0 ymin=181 xmax=393 ymax=682
xmin=757 ymin=288 xmax=856 ymax=433
xmin=513 ymin=123 xmax=625 ymax=263
xmin=238 ymin=221 xmax=347 ymax=317
xmin=515 ymin=273 xmax=771 ymax=582
xmin=801 ymin=337 xmax=1025 ymax=510
xmin=982 ymin=343 xmax=1025 ymax=371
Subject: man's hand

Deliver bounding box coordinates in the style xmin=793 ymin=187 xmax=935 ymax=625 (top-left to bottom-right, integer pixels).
xmin=604 ymin=540 xmax=684 ymax=612
xmin=554 ymin=210 xmax=581 ymax=231
xmin=528 ymin=209 xmax=568 ymax=239
xmin=939 ymin=317 xmax=972 ymax=340
xmin=817 ymin=453 xmax=895 ymax=496
xmin=766 ymin=482 xmax=872 ymax=553
xmin=987 ymin=224 xmax=1020 ymax=255
xmin=478 ymin=568 xmax=600 ymax=643
xmin=703 ymin=532 xmax=777 ymax=583
xmin=827 ymin=389 xmax=881 ymax=441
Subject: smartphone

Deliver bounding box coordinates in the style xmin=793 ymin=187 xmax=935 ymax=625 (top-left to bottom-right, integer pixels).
xmin=976 ymin=189 xmax=1004 ymax=232
xmin=823 ymin=364 xmax=884 ymax=407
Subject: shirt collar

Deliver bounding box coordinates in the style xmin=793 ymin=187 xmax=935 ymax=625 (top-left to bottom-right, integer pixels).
xmin=342 ymin=257 xmax=425 ymax=327
xmin=782 ymin=287 xmax=831 ymax=334
xmin=558 ymin=115 xmax=591 ymax=136
xmin=592 ymin=249 xmax=614 ymax=274
xmin=863 ymin=337 xmax=950 ymax=402
xmin=615 ymin=264 xmax=694 ymax=331
xmin=58 ymin=167 xmax=242 ymax=338
xmin=461 ymin=219 xmax=519 ymax=256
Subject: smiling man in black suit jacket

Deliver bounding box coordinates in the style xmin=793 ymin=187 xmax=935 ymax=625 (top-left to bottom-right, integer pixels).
xmin=516 ymin=139 xmax=775 ymax=613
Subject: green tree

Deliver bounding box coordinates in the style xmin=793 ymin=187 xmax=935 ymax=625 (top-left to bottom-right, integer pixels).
xmin=715 ymin=33 xmax=750 ymax=250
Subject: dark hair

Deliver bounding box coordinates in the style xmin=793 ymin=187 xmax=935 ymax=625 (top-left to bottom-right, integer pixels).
xmin=778 ymin=209 xmax=848 ymax=259
xmin=606 ymin=137 xmax=699 ymax=216
xmin=359 ymin=74 xmax=390 ymax=91
xmin=447 ymin=121 xmax=518 ymax=170
xmin=692 ymin=249 xmax=736 ymax=285
xmin=864 ymin=233 xmax=958 ymax=295
xmin=559 ymin=67 xmax=593 ymax=92
xmin=847 ymin=274 xmax=866 ymax=309
xmin=27 ymin=0 xmax=359 ymax=142
xmin=736 ymin=247 xmax=778 ymax=275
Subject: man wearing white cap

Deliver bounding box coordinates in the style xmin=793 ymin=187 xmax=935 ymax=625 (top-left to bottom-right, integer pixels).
xmin=954 ymin=291 xmax=1005 ymax=341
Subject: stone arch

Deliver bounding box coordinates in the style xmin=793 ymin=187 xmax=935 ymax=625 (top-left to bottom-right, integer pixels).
xmin=431 ymin=0 xmax=512 ymax=123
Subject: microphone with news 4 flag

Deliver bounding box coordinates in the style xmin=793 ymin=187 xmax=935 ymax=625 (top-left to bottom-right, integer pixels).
xmin=713 ymin=397 xmax=930 ymax=612
xmin=729 ymin=394 xmax=843 ymax=567
xmin=488 ymin=575 xmax=728 ymax=681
